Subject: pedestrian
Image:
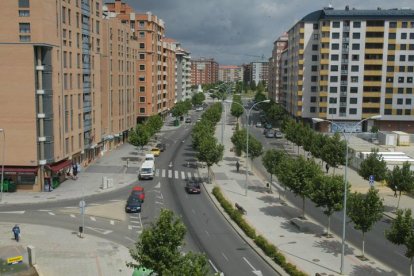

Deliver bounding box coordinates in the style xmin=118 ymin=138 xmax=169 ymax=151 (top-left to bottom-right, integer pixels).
xmin=12 ymin=225 xmax=20 ymax=242
xmin=236 ymin=161 xmax=240 ymax=173
xmin=325 ymin=163 xmax=330 ymax=174
xmin=72 ymin=163 xmax=78 ymax=180
xmin=394 ymin=186 xmax=398 ymax=197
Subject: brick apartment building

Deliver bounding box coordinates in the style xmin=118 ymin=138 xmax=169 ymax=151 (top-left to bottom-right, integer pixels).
xmin=191 ymin=58 xmax=219 ymax=85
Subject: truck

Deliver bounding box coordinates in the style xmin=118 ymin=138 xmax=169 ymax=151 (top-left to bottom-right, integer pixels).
xmin=138 ymin=161 xmax=155 ymax=180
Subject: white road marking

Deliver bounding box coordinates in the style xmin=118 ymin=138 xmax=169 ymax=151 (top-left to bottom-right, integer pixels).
xmin=129 ymin=225 xmax=140 ymax=229
xmin=129 ymin=215 xmax=139 ymax=219
xmin=222 ymin=252 xmax=229 ymax=261
xmin=90 ymin=216 xmax=96 ymax=221
xmin=156 ymin=192 xmax=164 ymax=200
xmin=48 ymin=212 xmax=55 ymax=216
xmin=155 ymin=169 xmax=160 ymax=177
xmin=109 ymin=199 xmax=122 ymax=202
xmin=85 ymin=226 xmax=112 ymax=235
xmin=187 ymin=172 xmax=192 ymax=178
xmin=162 ymin=169 xmax=166 ymax=177
xmin=110 ymin=220 xmax=115 ymax=225
xmin=181 ymin=171 xmax=185 ymax=179
xmin=168 ymin=170 xmax=172 ymax=178
xmin=38 ymin=209 xmax=52 ymax=212
xmin=63 ymin=206 xmax=77 ymax=209
xmin=155 ymin=201 xmax=164 ymax=205
xmin=205 ymin=230 xmax=210 ymax=237
xmin=128 ymin=225 xmax=132 ymax=230
xmin=125 ymin=236 xmax=135 ymax=242
xmin=70 ymin=214 xmax=76 ymax=218
xmin=154 ymin=182 xmax=161 ymax=189
xmin=243 ymin=257 xmax=262 ymax=275
xmin=208 ymin=259 xmax=219 ymax=273
xmin=243 ymin=257 xmax=255 ymax=270
xmin=174 ymin=170 xmax=179 ymax=179
xmin=130 ymin=220 xmax=140 ymax=224
xmin=89 ymin=203 xmax=100 ymax=206
xmin=0 ymin=211 xmax=25 ymax=214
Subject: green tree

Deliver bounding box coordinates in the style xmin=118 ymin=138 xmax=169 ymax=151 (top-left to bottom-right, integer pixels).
xmin=231 ymin=129 xmax=246 ymax=156
xmin=196 ymin=136 xmax=224 ymax=183
xmin=129 ymin=124 xmax=150 ymax=149
xmin=386 ymin=162 xmax=414 ymax=209
xmin=191 ymin=121 xmax=214 ymax=150
xmin=262 ymin=149 xmax=286 ymax=183
xmin=385 ymin=209 xmax=414 ymax=276
xmin=321 ymin=133 xmax=346 ymax=174
xmin=310 ymin=133 xmax=329 ymax=162
xmin=145 ymin=115 xmax=163 ymax=136
xmin=254 ymin=91 xmax=267 ymax=103
xmin=127 ymin=209 xmax=209 ymax=275
xmin=230 ymin=95 xmax=244 ymax=123
xmin=171 ymin=102 xmax=186 ymax=119
xmin=248 ymin=135 xmax=263 ymax=160
xmin=192 ymin=92 xmax=206 ymax=106
xmin=358 ymin=148 xmax=387 ymax=181
xmin=347 ymin=188 xmax=383 ymax=258
xmin=310 ymin=174 xmax=346 ymax=236
xmin=302 ymin=125 xmax=315 ymax=154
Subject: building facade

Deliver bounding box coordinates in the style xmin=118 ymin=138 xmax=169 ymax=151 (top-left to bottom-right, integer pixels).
xmin=171 ymin=41 xmax=192 ymax=102
xmin=285 ymin=7 xmax=414 ymax=132
xmin=218 ymin=65 xmax=243 ymax=83
xmin=268 ymin=33 xmax=288 ymax=103
xmin=251 ymin=61 xmax=269 ymax=86
xmin=190 ymin=58 xmax=218 ymax=85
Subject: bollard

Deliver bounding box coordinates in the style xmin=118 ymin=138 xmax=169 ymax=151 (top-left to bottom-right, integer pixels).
xmin=27 ymin=245 xmax=36 ymax=266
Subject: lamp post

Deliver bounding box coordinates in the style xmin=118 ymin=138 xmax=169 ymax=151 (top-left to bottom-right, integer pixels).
xmin=0 ymin=129 xmax=5 ymax=203
xmin=312 ymin=114 xmax=381 ymax=274
xmin=226 ymin=99 xmax=270 ymax=196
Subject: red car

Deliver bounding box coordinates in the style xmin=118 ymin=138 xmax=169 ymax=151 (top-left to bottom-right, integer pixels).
xmin=131 ymin=186 xmax=145 ymax=202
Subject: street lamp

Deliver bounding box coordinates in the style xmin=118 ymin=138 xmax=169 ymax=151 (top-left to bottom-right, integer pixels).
xmin=226 ymin=99 xmax=270 ymax=196
xmin=312 ymin=114 xmax=381 ymax=274
xmin=0 ymin=129 xmax=5 ymax=203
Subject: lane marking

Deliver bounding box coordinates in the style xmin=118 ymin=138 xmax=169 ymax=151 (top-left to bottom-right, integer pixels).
xmin=90 ymin=216 xmax=96 ymax=221
xmin=85 ymin=226 xmax=112 ymax=235
xmin=125 ymin=236 xmax=135 ymax=242
xmin=222 ymin=252 xmax=229 ymax=261
xmin=89 ymin=203 xmax=100 ymax=206
xmin=130 ymin=220 xmax=140 ymax=224
xmin=187 ymin=172 xmax=192 ymax=178
xmin=48 ymin=212 xmax=55 ymax=216
xmin=155 ymin=169 xmax=160 ymax=177
xmin=70 ymin=214 xmax=76 ymax=218
xmin=174 ymin=170 xmax=179 ymax=179
xmin=205 ymin=230 xmax=210 ymax=237
xmin=243 ymin=257 xmax=255 ymax=270
xmin=110 ymin=220 xmax=114 ymax=225
xmin=63 ymin=206 xmax=77 ymax=209
xmin=0 ymin=211 xmax=25 ymax=214
xmin=129 ymin=225 xmax=140 ymax=229
xmin=168 ymin=170 xmax=172 ymax=178
xmin=181 ymin=171 xmax=185 ymax=179
xmin=155 ymin=201 xmax=164 ymax=205
xmin=154 ymin=182 xmax=161 ymax=189
xmin=109 ymin=199 xmax=122 ymax=202
xmin=128 ymin=225 xmax=132 ymax=230
xmin=208 ymin=259 xmax=219 ymax=273
xmin=162 ymin=169 xmax=166 ymax=177
xmin=129 ymin=216 xmax=139 ymax=219
xmin=38 ymin=209 xmax=52 ymax=212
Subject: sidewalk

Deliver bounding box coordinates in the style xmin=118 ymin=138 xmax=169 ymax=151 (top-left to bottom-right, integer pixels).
xmin=0 ymin=223 xmax=133 ymax=276
xmin=199 ymin=110 xmax=397 ymax=275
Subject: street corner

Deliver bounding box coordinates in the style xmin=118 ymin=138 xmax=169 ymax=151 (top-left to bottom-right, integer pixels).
xmin=0 ymin=245 xmax=35 ymax=276
xmin=59 ymin=201 xmax=127 ymax=222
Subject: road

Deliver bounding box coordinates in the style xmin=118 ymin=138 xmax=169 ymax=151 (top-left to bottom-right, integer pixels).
xmin=0 ymin=109 xmax=278 ymax=276
xmin=247 ymin=110 xmax=409 ymax=275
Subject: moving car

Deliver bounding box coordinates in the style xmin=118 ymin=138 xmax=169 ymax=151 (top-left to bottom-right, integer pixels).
xmin=185 ymin=179 xmax=201 ymax=194
xmin=185 ymin=117 xmax=192 ymax=123
xmin=156 ymin=143 xmax=166 ymax=152
xmin=274 ymin=131 xmax=283 ymax=138
xmin=125 ymin=196 xmax=142 ymax=213
xmin=266 ymin=130 xmax=275 ymax=138
xmin=150 ymin=147 xmax=161 ymax=157
xmin=195 ymin=106 xmax=203 ymax=111
xmin=255 ymin=122 xmax=262 ymax=128
xmin=138 ymin=161 xmax=155 ymax=180
xmin=131 ymin=186 xmax=145 ymax=202
xmin=145 ymin=154 xmax=155 ymax=163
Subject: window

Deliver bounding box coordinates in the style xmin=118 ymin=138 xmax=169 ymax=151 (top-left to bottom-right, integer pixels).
xmin=409 ymin=66 xmax=414 ymax=72
xmin=410 ymin=33 xmax=414 ymax=39
xmin=351 ymin=65 xmax=359 ymax=72
xmin=19 ymin=35 xmax=30 ymax=42
xmin=350 ymin=87 xmax=358 ymax=93
xmin=331 ymin=54 xmax=339 ymax=61
xmin=401 ymin=33 xmax=407 ymax=39
xmin=385 ymin=98 xmax=392 ymax=104
xmin=139 ymin=53 xmax=145 ymax=60
xmin=139 ymin=76 xmax=145 ymax=81
xmin=352 ymin=43 xmax=360 ymax=50
xmin=351 ymin=54 xmax=359 ymax=61
xmin=332 ymin=32 xmax=340 ymax=39
xmin=139 ymin=64 xmax=145 ymax=71
xmin=406 ymin=98 xmax=412 ymax=105
xmin=353 ymin=21 xmax=361 ymax=28
xmin=397 ymin=98 xmax=403 ymax=105
xmin=350 ymin=98 xmax=357 ymax=104
xmin=312 ymin=55 xmax=318 ymax=61
xmin=139 ymin=43 xmax=145 ymax=49
xmin=18 ymin=0 xmax=29 ymax=8
xmin=398 ymin=77 xmax=404 ymax=83
xmin=96 ymin=21 xmax=100 ymax=34
xmin=387 ymin=55 xmax=395 ymax=61
xmin=139 ymin=86 xmax=145 ymax=92
xmin=330 ymin=65 xmax=338 ymax=71
xmin=389 ymin=22 xmax=397 ymax=28
xmin=408 ymin=77 xmax=413 ymax=83
xmin=397 ymin=109 xmax=403 ymax=115
xmin=329 ymin=87 xmax=338 ymax=93
xmin=62 ymin=7 xmax=66 ymax=23
xmin=313 ymin=23 xmax=319 ymax=30
xmin=402 ymin=22 xmax=408 ymax=28
xmin=389 ymin=33 xmax=396 ymax=39
xmin=398 ymin=88 xmax=404 ymax=94
xmin=405 ymin=110 xmax=411 ymax=115
xmin=409 ymin=55 xmax=414 ymax=62
xmin=400 ymin=55 xmax=406 ymax=62
xmin=401 ymin=44 xmax=407 ymax=50
xmin=311 ymin=86 xmax=317 ymax=92
xmin=313 ymin=34 xmax=319 ymax=40
xmin=410 ymin=44 xmax=414 ymax=50
xmin=311 ymin=76 xmax=318 ymax=82
xmin=310 ymin=96 xmax=317 ymax=103
xmin=311 ymin=65 xmax=318 ymax=72
xmin=349 ymin=108 xmax=357 ymax=114
xmin=330 ymin=76 xmax=338 ymax=82
xmin=384 ymin=109 xmax=392 ymax=115
xmin=139 ymin=97 xmax=145 ymax=103
xmin=386 ymin=88 xmax=393 ymax=93
xmin=139 ymin=108 xmax=145 ymax=113
xmin=332 ymin=22 xmax=340 ymax=28
xmin=407 ymin=88 xmax=413 ymax=94
xmin=139 ymin=21 xmax=145 ymax=28
xmin=19 ymin=23 xmax=30 ymax=33
xmin=351 ymin=76 xmax=358 ymax=82
xmin=352 ymin=33 xmax=360 ymax=39
xmin=329 ymin=97 xmax=337 ymax=103
xmin=18 ymin=10 xmax=30 ymax=17
xmin=310 ymin=107 xmax=316 ymax=113
xmin=331 ymin=43 xmax=340 ymax=50
xmin=388 ymin=44 xmax=396 ymax=50
xmin=312 ymin=44 xmax=318 ymax=51
xmin=328 ymin=108 xmax=337 ymax=114
xmin=387 ymin=66 xmax=394 ymax=72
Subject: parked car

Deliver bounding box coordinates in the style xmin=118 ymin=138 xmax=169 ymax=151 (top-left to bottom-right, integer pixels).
xmin=274 ymin=131 xmax=283 ymax=139
xmin=185 ymin=117 xmax=192 ymax=123
xmin=156 ymin=143 xmax=166 ymax=152
xmin=185 ymin=179 xmax=201 ymax=194
xmin=255 ymin=122 xmax=262 ymax=128
xmin=263 ymin=128 xmax=269 ymax=135
xmin=264 ymin=123 xmax=273 ymax=129
xmin=150 ymin=148 xmax=161 ymax=157
xmin=195 ymin=106 xmax=203 ymax=111
xmin=125 ymin=196 xmax=142 ymax=213
xmin=196 ymin=118 xmax=201 ymax=122
xmin=131 ymin=186 xmax=145 ymax=202
xmin=266 ymin=130 xmax=275 ymax=138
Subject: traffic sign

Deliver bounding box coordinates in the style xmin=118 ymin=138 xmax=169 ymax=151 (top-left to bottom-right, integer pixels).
xmin=369 ymin=175 xmax=375 ymax=186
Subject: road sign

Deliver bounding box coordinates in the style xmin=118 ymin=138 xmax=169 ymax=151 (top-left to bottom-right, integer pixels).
xmin=7 ymin=255 xmax=23 ymax=265
xmin=369 ymin=175 xmax=375 ymax=186
xmin=79 ymin=200 xmax=86 ymax=214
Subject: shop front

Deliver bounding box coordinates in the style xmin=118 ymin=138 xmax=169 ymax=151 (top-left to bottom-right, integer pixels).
xmin=46 ymin=159 xmax=73 ymax=189
xmin=1 ymin=166 xmax=38 ymax=191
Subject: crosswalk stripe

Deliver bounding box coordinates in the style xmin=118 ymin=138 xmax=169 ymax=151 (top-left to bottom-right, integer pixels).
xmin=129 ymin=225 xmax=140 ymax=229
xmin=174 ymin=170 xmax=179 ymax=179
xmin=168 ymin=170 xmax=172 ymax=178
xmin=48 ymin=212 xmax=55 ymax=216
xmin=110 ymin=220 xmax=115 ymax=225
xmin=90 ymin=216 xmax=96 ymax=221
xmin=162 ymin=169 xmax=166 ymax=177
xmin=155 ymin=169 xmax=160 ymax=177
xmin=187 ymin=172 xmax=192 ymax=178
xmin=181 ymin=171 xmax=185 ymax=179
xmin=130 ymin=220 xmax=140 ymax=224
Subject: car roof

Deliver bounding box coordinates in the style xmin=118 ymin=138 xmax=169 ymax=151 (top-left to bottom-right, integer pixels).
xmin=127 ymin=195 xmax=142 ymax=203
xmin=151 ymin=148 xmax=160 ymax=150
xmin=132 ymin=186 xmax=144 ymax=191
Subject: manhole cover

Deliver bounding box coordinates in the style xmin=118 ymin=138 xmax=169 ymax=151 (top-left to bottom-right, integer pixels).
xmin=312 ymin=259 xmax=320 ymax=262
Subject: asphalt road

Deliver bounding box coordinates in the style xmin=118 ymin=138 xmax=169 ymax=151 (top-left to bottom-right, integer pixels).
xmin=247 ymin=110 xmax=409 ymax=275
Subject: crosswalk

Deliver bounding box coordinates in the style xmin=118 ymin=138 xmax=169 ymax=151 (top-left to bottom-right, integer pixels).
xmin=155 ymin=169 xmax=200 ymax=180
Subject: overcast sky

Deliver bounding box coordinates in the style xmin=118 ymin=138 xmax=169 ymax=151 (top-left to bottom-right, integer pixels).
xmin=124 ymin=0 xmax=413 ymax=65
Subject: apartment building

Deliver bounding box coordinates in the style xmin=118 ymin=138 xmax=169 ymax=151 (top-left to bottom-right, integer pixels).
xmin=285 ymin=7 xmax=414 ymax=132
xmin=268 ymin=33 xmax=288 ymax=103
xmin=169 ymin=40 xmax=192 ymax=102
xmin=218 ymin=65 xmax=243 ymax=83
xmin=280 ymin=49 xmax=289 ymax=107
xmin=251 ymin=61 xmax=269 ymax=86
xmin=0 ymin=0 xmax=103 ymax=191
xmin=106 ymin=0 xmax=175 ymax=121
xmin=190 ymin=58 xmax=219 ymax=85
xmin=242 ymin=63 xmax=252 ymax=85
xmin=101 ymin=11 xmax=138 ymax=153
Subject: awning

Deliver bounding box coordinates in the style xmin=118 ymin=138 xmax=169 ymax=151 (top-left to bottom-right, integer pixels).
xmin=47 ymin=159 xmax=72 ymax=173
xmin=1 ymin=167 xmax=38 ymax=174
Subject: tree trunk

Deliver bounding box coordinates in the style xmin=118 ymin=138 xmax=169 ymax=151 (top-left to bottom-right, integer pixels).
xmin=362 ymin=232 xmax=365 ymax=258
xmin=397 ymin=191 xmax=402 ymax=210
xmin=302 ymin=196 xmax=306 ymax=218
xmin=327 ymin=215 xmax=331 ymax=235
xmin=410 ymin=257 xmax=413 ymax=276
xmin=207 ymin=166 xmax=211 ymax=183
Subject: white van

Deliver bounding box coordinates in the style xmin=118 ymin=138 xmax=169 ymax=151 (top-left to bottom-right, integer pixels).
xmin=139 ymin=161 xmax=155 ymax=180
xmin=145 ymin=154 xmax=155 ymax=163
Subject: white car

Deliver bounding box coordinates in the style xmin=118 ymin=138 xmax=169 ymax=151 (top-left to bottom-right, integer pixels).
xmin=196 ymin=107 xmax=203 ymax=111
xmin=256 ymin=122 xmax=262 ymax=128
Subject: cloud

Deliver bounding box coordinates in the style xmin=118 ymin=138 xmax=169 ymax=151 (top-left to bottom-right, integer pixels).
xmin=123 ymin=0 xmax=414 ymax=65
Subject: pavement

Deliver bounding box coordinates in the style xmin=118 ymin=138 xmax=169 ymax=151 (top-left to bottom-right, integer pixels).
xmin=197 ymin=109 xmax=412 ymax=276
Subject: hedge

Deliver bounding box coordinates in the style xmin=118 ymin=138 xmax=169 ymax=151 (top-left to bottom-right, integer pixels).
xmin=212 ymin=186 xmax=307 ymax=276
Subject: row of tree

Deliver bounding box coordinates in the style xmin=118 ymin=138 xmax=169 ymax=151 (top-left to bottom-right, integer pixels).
xmin=230 ymin=94 xmax=244 ymax=124
xmin=171 ymin=99 xmax=192 ymax=120
xmin=129 ymin=115 xmax=163 ymax=149
xmin=191 ymin=102 xmax=224 ymax=182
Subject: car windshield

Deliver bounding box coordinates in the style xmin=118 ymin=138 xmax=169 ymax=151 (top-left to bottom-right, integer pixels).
xmin=141 ymin=168 xmax=152 ymax=173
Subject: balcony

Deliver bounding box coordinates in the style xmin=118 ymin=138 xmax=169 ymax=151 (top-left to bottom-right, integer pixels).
xmin=340 ymin=81 xmax=348 ymax=85
xmin=341 ymin=59 xmax=349 ymax=64
xmin=340 ymin=92 xmax=347 ymax=97
xmin=341 ymin=70 xmax=348 ymax=74
xmin=339 ymin=102 xmax=347 ymax=107
xmin=342 ymin=37 xmax=349 ymax=43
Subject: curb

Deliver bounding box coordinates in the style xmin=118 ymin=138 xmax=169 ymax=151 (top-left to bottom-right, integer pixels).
xmin=33 ymin=264 xmax=44 ymax=276
xmin=200 ymin=180 xmax=289 ymax=276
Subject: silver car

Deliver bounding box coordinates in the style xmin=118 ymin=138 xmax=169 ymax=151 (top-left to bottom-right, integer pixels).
xmin=274 ymin=131 xmax=283 ymax=138
xmin=266 ymin=130 xmax=275 ymax=138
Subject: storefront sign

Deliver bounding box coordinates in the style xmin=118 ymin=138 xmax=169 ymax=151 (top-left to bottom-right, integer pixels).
xmin=7 ymin=255 xmax=23 ymax=265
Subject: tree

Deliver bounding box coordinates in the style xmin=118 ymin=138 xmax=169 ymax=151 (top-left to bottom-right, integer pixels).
xmin=230 ymin=95 xmax=244 ymax=123
xmin=302 ymin=125 xmax=315 ymax=154
xmin=192 ymin=121 xmax=214 ymax=150
xmin=171 ymin=102 xmax=186 ymax=119
xmin=248 ymin=135 xmax=263 ymax=160
xmin=386 ymin=162 xmax=414 ymax=209
xmin=309 ymin=133 xmax=329 ymax=163
xmin=129 ymin=124 xmax=150 ymax=149
xmin=321 ymin=133 xmax=346 ymax=174
xmin=146 ymin=115 xmax=163 ymax=136
xmin=196 ymin=136 xmax=224 ymax=183
xmin=262 ymin=149 xmax=286 ymax=183
xmin=385 ymin=209 xmax=414 ymax=276
xmin=264 ymin=101 xmax=285 ymax=126
xmin=192 ymin=92 xmax=205 ymax=106
xmin=254 ymin=91 xmax=266 ymax=103
xmin=230 ymin=129 xmax=262 ymax=160
xmin=127 ymin=209 xmax=209 ymax=275
xmin=358 ymin=148 xmax=388 ymax=181
xmin=310 ymin=174 xmax=346 ymax=236
xmin=347 ymin=188 xmax=384 ymax=258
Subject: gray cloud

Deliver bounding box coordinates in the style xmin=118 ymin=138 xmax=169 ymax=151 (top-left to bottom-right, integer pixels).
xmin=123 ymin=0 xmax=414 ymax=65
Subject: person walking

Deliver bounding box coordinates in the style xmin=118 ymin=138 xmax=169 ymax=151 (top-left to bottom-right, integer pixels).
xmin=325 ymin=163 xmax=330 ymax=174
xmin=236 ymin=161 xmax=240 ymax=173
xmin=12 ymin=225 xmax=20 ymax=242
xmin=72 ymin=163 xmax=78 ymax=180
